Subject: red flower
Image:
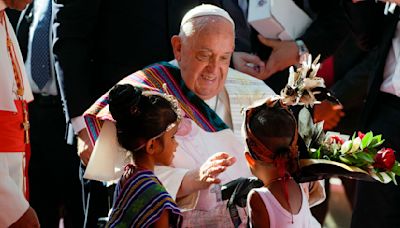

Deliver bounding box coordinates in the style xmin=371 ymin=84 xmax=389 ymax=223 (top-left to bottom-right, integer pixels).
xmin=330 ymin=135 xmax=344 ymax=145
xmin=374 ymin=148 xmax=396 ymax=171
xmin=358 ymin=131 xmax=365 ymax=139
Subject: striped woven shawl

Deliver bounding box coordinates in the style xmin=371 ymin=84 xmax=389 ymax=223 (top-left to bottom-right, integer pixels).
xmin=107 ymin=170 xmax=181 ymax=227
xmin=84 ymin=62 xmax=228 ymax=144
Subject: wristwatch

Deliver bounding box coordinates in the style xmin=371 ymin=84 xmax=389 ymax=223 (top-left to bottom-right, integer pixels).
xmin=295 ymin=39 xmax=309 ymax=59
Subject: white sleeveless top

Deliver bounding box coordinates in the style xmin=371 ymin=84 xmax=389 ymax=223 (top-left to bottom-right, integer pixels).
xmin=247 ymin=186 xmax=321 ymax=228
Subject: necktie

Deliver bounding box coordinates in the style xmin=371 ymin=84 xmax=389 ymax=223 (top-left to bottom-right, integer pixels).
xmin=31 ymin=1 xmax=52 ymax=90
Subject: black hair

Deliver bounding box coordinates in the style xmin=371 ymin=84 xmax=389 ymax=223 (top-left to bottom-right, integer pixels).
xmin=249 ymin=104 xmax=297 ymax=173
xmin=108 ymin=84 xmax=178 ymax=153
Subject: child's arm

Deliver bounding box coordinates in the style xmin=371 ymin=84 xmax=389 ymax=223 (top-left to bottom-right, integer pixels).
xmin=248 ymin=191 xmax=270 ymax=228
xmin=152 ymin=209 xmax=169 ymax=228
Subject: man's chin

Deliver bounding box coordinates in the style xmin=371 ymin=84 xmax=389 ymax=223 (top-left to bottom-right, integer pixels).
xmin=198 ymin=94 xmax=216 ymax=100
xmin=194 ymin=89 xmax=219 ymax=100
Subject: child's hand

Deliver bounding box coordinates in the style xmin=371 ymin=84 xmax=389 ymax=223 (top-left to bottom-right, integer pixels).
xmin=199 ymin=152 xmax=237 ymax=185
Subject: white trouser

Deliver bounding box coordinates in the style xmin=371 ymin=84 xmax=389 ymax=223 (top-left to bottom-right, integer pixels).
xmin=0 ymin=153 xmax=29 ymax=227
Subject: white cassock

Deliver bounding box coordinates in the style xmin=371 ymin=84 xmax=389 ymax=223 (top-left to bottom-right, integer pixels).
xmin=0 ymin=7 xmax=33 ymax=227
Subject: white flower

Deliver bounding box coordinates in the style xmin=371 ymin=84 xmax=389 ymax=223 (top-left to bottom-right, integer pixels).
xmin=303 ymin=78 xmax=325 ymax=90
xmin=310 ymin=62 xmax=320 ymax=77
xmin=340 ymin=140 xmax=352 ymax=154
xmin=349 ymin=137 xmax=362 ymax=153
xmin=288 ymin=66 xmax=295 ymax=87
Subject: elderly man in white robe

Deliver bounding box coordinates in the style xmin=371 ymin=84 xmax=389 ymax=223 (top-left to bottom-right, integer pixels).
xmin=82 ymin=4 xmax=325 ymax=227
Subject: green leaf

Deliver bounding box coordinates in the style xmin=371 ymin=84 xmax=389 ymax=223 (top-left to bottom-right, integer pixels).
xmin=314 ymin=121 xmax=325 ymax=145
xmin=339 ymin=156 xmax=353 ymax=165
xmin=391 ymin=162 xmax=400 ymax=176
xmin=357 ymin=152 xmax=374 ymax=163
xmin=316 ymin=147 xmax=321 ymax=159
xmin=361 ymin=132 xmax=373 ymax=149
xmin=351 ymin=132 xmax=356 ymax=140
xmin=375 ymin=172 xmax=385 ymax=183
xmin=309 ymin=148 xmax=316 ymax=158
xmin=341 ymin=154 xmax=363 ymax=166
xmin=387 ymin=172 xmax=397 ymax=186
xmin=309 ymin=147 xmax=321 ymax=159
xmin=369 ymin=135 xmax=384 ymax=148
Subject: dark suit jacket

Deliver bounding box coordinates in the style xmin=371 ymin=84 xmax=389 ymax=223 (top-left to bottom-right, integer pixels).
xmin=52 ymin=0 xmax=218 ymax=139
xmin=5 ymin=8 xmax=22 ymax=29
xmin=347 ymin=5 xmax=400 ymax=228
xmin=361 ymin=8 xmax=400 ymax=126
xmin=219 ymin=0 xmax=351 ymax=92
xmin=15 ymin=3 xmax=33 ymax=61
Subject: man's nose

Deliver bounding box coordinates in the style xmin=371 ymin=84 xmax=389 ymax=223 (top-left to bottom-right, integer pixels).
xmin=206 ymin=58 xmax=218 ymax=74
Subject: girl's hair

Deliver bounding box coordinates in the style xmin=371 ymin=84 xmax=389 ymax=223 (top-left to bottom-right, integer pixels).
xmin=108 ymin=84 xmax=179 ymax=153
xmin=247 ymin=100 xmax=298 ymax=175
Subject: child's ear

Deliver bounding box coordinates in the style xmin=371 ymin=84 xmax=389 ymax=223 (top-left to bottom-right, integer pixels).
xmin=245 ymin=152 xmax=256 ymax=168
xmin=146 ymin=139 xmax=162 ymax=155
xmin=145 ymin=139 xmax=156 ymax=155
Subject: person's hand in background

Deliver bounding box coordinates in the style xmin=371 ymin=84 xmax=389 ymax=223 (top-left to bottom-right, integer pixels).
xmin=257 ymin=35 xmax=300 ymax=80
xmin=232 ymin=52 xmax=265 ymax=79
xmin=314 ymin=101 xmax=345 ymax=130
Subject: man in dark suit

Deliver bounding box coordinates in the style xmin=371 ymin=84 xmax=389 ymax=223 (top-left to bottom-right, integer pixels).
xmin=16 ymin=1 xmax=84 ymax=227
xmin=52 ymin=1 xmax=219 ymax=226
xmin=349 ymin=1 xmax=400 ymax=227
xmin=219 ymin=0 xmax=351 ymax=92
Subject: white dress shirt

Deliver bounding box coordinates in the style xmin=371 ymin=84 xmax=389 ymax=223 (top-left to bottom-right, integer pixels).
xmin=381 ymin=21 xmax=400 ymax=97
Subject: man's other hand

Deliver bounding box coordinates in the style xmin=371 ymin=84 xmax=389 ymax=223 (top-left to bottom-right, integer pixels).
xmin=232 ymin=52 xmax=265 ymax=79
xmin=257 ymin=35 xmax=299 ymax=80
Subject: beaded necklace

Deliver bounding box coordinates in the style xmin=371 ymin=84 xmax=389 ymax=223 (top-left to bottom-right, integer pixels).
xmin=266 ymin=175 xmax=295 ymax=224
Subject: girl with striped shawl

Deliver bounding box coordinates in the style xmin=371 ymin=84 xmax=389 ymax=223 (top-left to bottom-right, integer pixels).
xmin=106 ymin=84 xmax=182 ymax=228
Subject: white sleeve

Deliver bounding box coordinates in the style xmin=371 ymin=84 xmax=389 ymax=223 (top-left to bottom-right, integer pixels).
xmin=0 ymin=155 xmax=29 ymax=227
xmin=71 ymin=115 xmax=86 ymax=134
xmin=155 ymin=165 xmax=199 ymax=209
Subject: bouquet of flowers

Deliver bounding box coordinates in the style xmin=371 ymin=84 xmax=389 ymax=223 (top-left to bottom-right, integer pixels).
xmin=280 ymin=54 xmax=400 ymax=184
xmin=298 ymin=108 xmax=400 ymax=184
